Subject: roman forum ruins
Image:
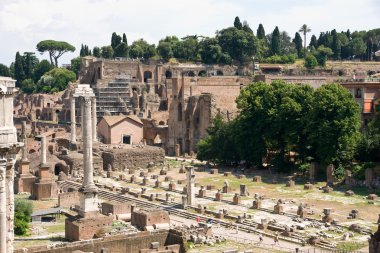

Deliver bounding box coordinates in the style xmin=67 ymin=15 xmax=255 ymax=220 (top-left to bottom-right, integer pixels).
xmin=1 ymin=58 xmax=380 ymax=253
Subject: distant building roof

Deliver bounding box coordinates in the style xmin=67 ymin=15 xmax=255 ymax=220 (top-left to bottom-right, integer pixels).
xmin=101 ymin=115 xmax=143 ymax=127
xmin=31 ymin=208 xmax=62 ymax=217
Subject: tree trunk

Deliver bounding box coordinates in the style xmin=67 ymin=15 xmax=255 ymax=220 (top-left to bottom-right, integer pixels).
xmin=49 ymin=53 xmax=53 ymax=65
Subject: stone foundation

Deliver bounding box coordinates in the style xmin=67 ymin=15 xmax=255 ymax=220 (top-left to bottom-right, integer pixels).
xmin=65 ymin=215 xmax=113 ymax=241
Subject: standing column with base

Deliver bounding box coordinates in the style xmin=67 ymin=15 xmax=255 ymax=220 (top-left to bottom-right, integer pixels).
xmin=186 ymin=166 xmax=195 ymax=206
xmin=66 ymin=84 xmax=112 ymax=242
xmin=78 ymin=96 xmax=98 ymax=217
xmin=70 ymin=97 xmax=77 ymax=150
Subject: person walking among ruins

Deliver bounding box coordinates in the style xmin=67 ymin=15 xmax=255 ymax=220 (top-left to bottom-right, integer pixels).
xmin=259 ymin=234 xmax=263 ymax=244
xmin=274 ymin=232 xmax=280 ymax=245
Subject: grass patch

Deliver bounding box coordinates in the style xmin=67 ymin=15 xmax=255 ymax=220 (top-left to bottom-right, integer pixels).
xmin=336 ymin=241 xmax=366 ymax=252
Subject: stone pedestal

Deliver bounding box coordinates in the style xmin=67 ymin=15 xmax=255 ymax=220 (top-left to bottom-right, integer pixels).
xmin=297 ymin=204 xmax=305 ymax=218
xmin=155 ymin=180 xmax=162 ymax=188
xmin=233 ymin=193 xmax=241 ymax=205
xmin=304 ymin=182 xmax=313 ymax=190
xmin=240 ymin=184 xmax=249 ymax=196
xmin=168 ymin=181 xmax=176 ymax=191
xmin=252 ymin=175 xmax=262 ymax=182
xmin=286 ymin=180 xmax=295 ymax=187
xmin=215 ymin=190 xmax=223 ymax=201
xmin=198 ymin=186 xmax=206 ymax=198
xmin=274 ymin=200 xmax=284 ymax=214
xmin=142 ymin=176 xmax=148 ymax=186
xmin=252 ymin=199 xmax=262 ymax=209
xmin=322 ymin=208 xmax=333 ymax=223
xmin=210 ymin=169 xmax=218 ymax=174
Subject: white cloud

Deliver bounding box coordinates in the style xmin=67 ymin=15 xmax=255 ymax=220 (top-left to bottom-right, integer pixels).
xmin=0 ymin=0 xmax=378 ymax=65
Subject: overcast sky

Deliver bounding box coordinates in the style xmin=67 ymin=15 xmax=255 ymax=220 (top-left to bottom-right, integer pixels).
xmin=0 ymin=0 xmax=379 ymax=66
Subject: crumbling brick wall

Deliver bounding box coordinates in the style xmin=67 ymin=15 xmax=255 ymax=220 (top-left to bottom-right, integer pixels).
xmin=102 ymin=146 xmax=164 ymax=171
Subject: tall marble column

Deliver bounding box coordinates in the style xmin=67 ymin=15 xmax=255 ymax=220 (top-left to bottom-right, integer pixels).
xmin=6 ymin=158 xmax=16 ymax=253
xmin=40 ymin=135 xmax=47 ymax=167
xmin=91 ymin=97 xmax=97 ymax=142
xmin=82 ymin=96 xmax=95 ymax=190
xmin=78 ymin=95 xmax=98 ymax=217
xmin=70 ymin=97 xmax=76 ymax=145
xmin=186 ymin=166 xmax=195 ymax=206
xmin=0 ymin=157 xmax=7 ymax=253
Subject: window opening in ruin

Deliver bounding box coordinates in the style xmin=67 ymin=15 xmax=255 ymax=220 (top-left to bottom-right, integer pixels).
xmin=123 ymin=135 xmax=131 ymax=144
xmin=187 ymin=71 xmax=195 ymax=77
xmin=198 ymin=70 xmax=207 ymax=77
xmin=144 ymin=71 xmax=153 ymax=83
xmin=98 ymin=67 xmax=101 ymax=79
xmin=355 ymin=88 xmax=362 ymax=98
xmin=47 ymin=103 xmax=51 ymax=108
xmin=159 ymin=121 xmax=165 ymax=126
xmin=165 ymin=70 xmax=172 ymax=79
xmin=178 ymin=103 xmax=182 ymax=121
xmin=148 ymin=110 xmax=152 ymax=118
xmin=216 ymin=70 xmax=224 ymax=76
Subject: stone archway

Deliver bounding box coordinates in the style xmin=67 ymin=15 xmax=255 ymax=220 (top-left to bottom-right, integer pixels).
xmin=165 ymin=70 xmax=172 ymax=79
xmin=144 ymin=71 xmax=153 ymax=83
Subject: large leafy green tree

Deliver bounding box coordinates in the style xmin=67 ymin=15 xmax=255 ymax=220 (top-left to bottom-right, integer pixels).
xmin=331 ymin=30 xmax=341 ymax=59
xmin=100 ymin=46 xmax=114 ymax=59
xmin=114 ymin=42 xmax=129 ymax=58
xmin=33 ymin=60 xmax=54 ymax=83
xmin=129 ymin=39 xmax=156 ymax=59
xmin=37 ymin=68 xmax=76 ymax=93
xmin=93 ymin=46 xmax=101 ymax=57
xmin=199 ymin=38 xmax=223 ymax=64
xmin=217 ymin=27 xmax=256 ymax=63
xmin=36 ymin=40 xmax=75 ymax=67
xmin=309 ymin=84 xmax=361 ymax=165
xmin=173 ymin=37 xmax=199 ymax=61
xmin=299 ymin=24 xmax=311 ymax=58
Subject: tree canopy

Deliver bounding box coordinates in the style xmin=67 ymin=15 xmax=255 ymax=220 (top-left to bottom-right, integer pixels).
xmin=36 ymin=40 xmax=75 ymax=67
xmin=197 ymin=81 xmax=361 ymax=173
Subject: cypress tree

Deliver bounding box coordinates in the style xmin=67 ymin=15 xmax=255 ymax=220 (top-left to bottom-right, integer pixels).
xmin=123 ymin=33 xmax=128 ymax=44
xmin=257 ymin=24 xmax=266 ymax=40
xmin=309 ymin=35 xmax=318 ymax=49
xmin=80 ymin=44 xmax=85 ymax=57
xmin=332 ymin=33 xmax=341 ymax=59
xmin=271 ymin=26 xmax=281 ymax=55
xmin=293 ymin=32 xmax=303 ymax=58
xmin=234 ymin=16 xmax=242 ymax=30
xmin=14 ymin=52 xmax=25 ymax=87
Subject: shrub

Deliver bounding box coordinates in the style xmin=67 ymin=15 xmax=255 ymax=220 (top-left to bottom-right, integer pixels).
xmin=304 ymin=54 xmax=318 ymax=68
xmin=14 ymin=198 xmax=33 ymax=235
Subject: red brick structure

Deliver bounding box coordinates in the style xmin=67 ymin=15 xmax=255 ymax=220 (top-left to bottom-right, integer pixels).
xmin=101 ymin=201 xmax=132 ymax=215
xmin=65 ymin=215 xmax=114 ymax=241
xmin=131 ymin=209 xmax=170 ymax=230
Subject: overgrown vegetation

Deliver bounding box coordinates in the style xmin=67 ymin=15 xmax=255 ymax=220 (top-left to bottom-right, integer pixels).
xmin=14 ymin=198 xmax=33 ymax=235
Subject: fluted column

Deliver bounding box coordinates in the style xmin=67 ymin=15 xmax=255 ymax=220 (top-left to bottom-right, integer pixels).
xmin=82 ymin=97 xmax=95 ymax=191
xmin=70 ymin=97 xmax=76 ymax=144
xmin=6 ymin=158 xmax=15 ymax=253
xmin=91 ymin=97 xmax=97 ymax=142
xmin=0 ymin=157 xmax=7 ymax=253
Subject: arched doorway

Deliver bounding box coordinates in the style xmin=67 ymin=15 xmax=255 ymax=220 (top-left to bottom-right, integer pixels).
xmin=165 ymin=70 xmax=172 ymax=79
xmin=144 ymin=71 xmax=153 ymax=83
